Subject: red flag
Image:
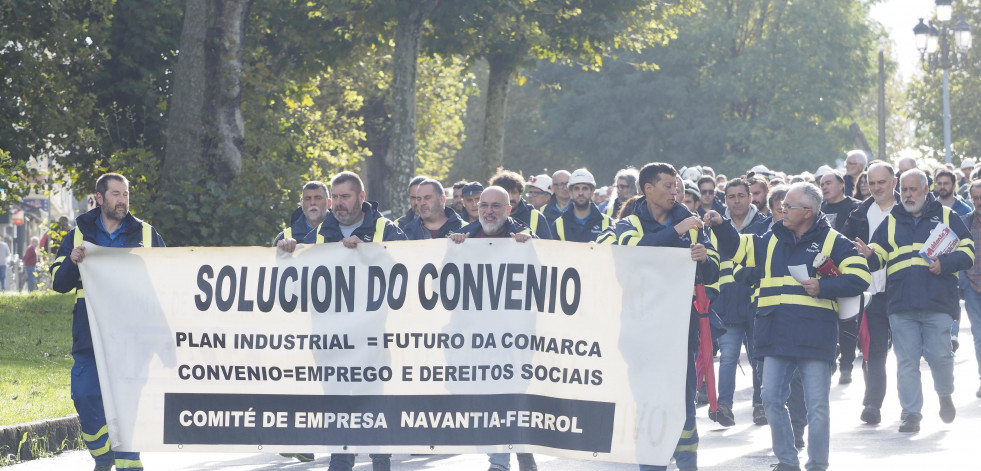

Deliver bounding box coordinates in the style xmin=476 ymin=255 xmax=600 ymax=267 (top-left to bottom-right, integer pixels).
xmin=694 ymin=284 xmax=717 ymax=414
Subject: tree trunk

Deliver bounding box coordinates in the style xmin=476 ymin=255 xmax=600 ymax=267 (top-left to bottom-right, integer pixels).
xmin=206 ymin=0 xmax=251 ymax=183
xmin=387 ymin=0 xmax=438 ymax=218
xmin=164 ymin=0 xmax=250 ymax=189
xmin=480 ymin=51 xmax=519 ymax=181
xmin=362 ymin=95 xmax=392 ymax=210
xmin=163 ymin=0 xmax=208 ymax=188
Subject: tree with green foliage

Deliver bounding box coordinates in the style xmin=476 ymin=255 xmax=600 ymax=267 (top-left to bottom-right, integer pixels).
xmin=431 ymin=0 xmax=695 ymax=181
xmin=497 ymin=0 xmax=880 ymax=182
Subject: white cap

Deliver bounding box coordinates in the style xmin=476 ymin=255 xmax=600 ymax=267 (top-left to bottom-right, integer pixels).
xmin=815 ymin=165 xmax=834 ymax=178
xmin=750 ymin=164 xmax=770 ymax=174
xmin=961 ymin=158 xmax=976 ymax=169
xmin=526 ymin=174 xmax=552 ymax=194
xmin=568 ymin=168 xmax=597 ymax=188
xmin=681 ymin=166 xmax=702 ymax=181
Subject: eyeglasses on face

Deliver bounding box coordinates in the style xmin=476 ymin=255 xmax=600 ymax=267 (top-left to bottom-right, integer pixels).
xmin=478 ymin=202 xmax=506 ymax=211
xmin=782 ymin=205 xmax=811 ymax=213
xmin=616 ymin=184 xmax=632 ymax=190
xmin=700 ymin=189 xmax=715 ymax=195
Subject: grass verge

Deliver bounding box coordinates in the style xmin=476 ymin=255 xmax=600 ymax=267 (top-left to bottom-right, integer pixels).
xmin=0 ymin=293 xmax=77 ymax=426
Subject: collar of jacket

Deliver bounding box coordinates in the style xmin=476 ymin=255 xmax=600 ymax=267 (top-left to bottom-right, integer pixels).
xmin=510 ymin=198 xmax=535 ymax=219
xmin=564 ymin=202 xmax=604 ymax=223
xmin=407 ymin=207 xmax=464 ymax=231
xmin=725 ymin=202 xmax=761 ymax=232
xmin=631 ymin=197 xmax=693 ymax=227
xmin=76 ymin=207 xmax=141 ymax=235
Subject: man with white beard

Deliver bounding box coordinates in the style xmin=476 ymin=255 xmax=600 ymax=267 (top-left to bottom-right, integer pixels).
xmin=856 ymin=169 xmax=975 ymax=433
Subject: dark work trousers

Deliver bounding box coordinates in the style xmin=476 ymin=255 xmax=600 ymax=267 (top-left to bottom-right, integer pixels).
xmin=862 ymin=293 xmax=891 ymax=409
xmin=838 ymin=316 xmax=860 ymax=373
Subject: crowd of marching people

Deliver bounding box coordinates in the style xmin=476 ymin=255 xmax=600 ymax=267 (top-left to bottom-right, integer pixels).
xmin=59 ymin=150 xmax=981 ymax=471
xmin=266 ymin=151 xmax=981 ymax=471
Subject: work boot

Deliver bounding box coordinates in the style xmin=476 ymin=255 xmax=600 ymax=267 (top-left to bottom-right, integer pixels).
xmin=939 ymin=395 xmax=956 ymax=423
xmin=753 ymin=403 xmax=767 ymax=425
xmin=860 ymin=405 xmax=881 ymax=425
xmin=770 ymin=463 xmax=802 ymax=471
xmin=516 ymin=453 xmax=537 ymax=471
xmin=899 ymin=413 xmax=921 ymax=433
xmin=838 ymin=369 xmax=852 ymax=385
xmin=280 ymin=453 xmax=315 ymax=462
xmin=711 ymin=403 xmax=735 ymax=427
xmin=695 ymin=390 xmax=709 ymax=405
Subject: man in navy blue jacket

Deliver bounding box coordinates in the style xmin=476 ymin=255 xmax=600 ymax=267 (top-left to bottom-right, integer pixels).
xmin=449 ymin=186 xmax=535 ymax=471
xmin=273 ymin=181 xmax=328 ymax=247
xmin=856 ymin=169 xmax=975 ymax=433
xmin=402 ymin=179 xmax=464 ymax=240
xmin=51 ymin=173 xmax=165 ymax=471
xmin=615 ymin=162 xmax=720 ymax=471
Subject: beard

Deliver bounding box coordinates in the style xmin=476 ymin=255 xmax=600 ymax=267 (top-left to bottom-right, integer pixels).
xmin=333 ymin=204 xmax=362 ymax=226
xmin=480 ymin=215 xmax=505 ymax=235
xmin=902 ymin=195 xmax=926 ymax=214
xmin=101 ymin=203 xmax=128 ymax=222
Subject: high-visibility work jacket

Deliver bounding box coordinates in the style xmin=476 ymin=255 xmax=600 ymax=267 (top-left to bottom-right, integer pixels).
xmin=303 ymin=201 xmax=407 ymax=244
xmin=716 ymin=215 xmax=870 ymax=361
xmin=868 ymin=198 xmax=975 ymax=318
xmin=50 ymin=208 xmax=164 ymax=354
xmin=509 ymin=198 xmax=553 ymax=240
xmin=550 ymin=203 xmax=613 ymax=242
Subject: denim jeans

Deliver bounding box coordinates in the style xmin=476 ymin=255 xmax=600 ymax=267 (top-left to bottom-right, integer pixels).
xmin=717 ymin=322 xmax=761 ymax=406
xmin=25 ymin=266 xmax=36 ymax=292
xmin=889 ymin=310 xmax=955 ymax=417
xmin=488 ymin=453 xmax=535 ymax=470
xmin=328 ymin=453 xmax=390 ymax=470
xmin=762 ymin=356 xmax=831 ymax=471
xmin=965 ymin=288 xmax=981 ymax=382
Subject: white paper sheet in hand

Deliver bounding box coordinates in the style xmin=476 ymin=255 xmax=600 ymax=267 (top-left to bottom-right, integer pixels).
xmin=788 ymin=264 xmax=810 ymax=283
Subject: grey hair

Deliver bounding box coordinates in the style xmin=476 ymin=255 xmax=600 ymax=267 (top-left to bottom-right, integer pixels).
xmin=614 ymin=167 xmax=639 ymax=190
xmin=846 ymin=149 xmax=868 ymax=167
xmin=788 ymin=181 xmax=822 ymax=214
xmin=900 ymin=168 xmax=929 ymax=189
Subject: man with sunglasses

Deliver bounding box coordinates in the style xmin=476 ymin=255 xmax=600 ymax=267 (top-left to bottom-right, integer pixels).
xmin=603 ymin=167 xmax=639 ymax=219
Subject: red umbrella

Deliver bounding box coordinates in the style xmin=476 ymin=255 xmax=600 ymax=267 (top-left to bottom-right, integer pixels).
xmin=693 ymin=284 xmax=717 ymax=414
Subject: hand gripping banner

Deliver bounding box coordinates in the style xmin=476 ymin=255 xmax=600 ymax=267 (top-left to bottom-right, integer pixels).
xmin=77 ymin=239 xmax=695 ymax=465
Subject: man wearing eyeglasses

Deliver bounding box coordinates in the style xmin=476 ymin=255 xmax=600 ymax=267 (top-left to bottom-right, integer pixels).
xmin=490 ymin=170 xmax=552 ymax=239
xmin=603 ymin=167 xmax=639 ymax=219
xmin=713 ymin=182 xmax=870 ymax=471
xmin=448 ymin=186 xmax=535 ymax=471
xmin=525 ymin=174 xmax=553 ymax=210
xmin=540 ymin=170 xmax=572 ymax=222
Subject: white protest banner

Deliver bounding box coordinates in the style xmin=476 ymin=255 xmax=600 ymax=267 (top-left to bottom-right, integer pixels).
xmin=78 ymin=239 xmax=695 ymax=465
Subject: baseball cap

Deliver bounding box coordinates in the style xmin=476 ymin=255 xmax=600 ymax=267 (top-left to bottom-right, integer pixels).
xmin=567 ymin=168 xmax=597 ymax=188
xmin=526 ymin=174 xmax=553 ymax=194
xmin=461 ymin=182 xmax=484 ymax=197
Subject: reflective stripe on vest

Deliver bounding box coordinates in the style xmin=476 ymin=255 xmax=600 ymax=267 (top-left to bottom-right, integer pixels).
xmin=315 ymin=217 xmax=389 ymax=243
xmin=530 ymin=212 xmax=539 ymax=234
xmin=758 ymin=229 xmax=840 ymax=310
xmin=284 ymin=227 xmax=292 ymax=239
xmin=555 ymin=216 xmax=608 ymax=241
xmin=882 ymin=206 xmax=953 ymax=276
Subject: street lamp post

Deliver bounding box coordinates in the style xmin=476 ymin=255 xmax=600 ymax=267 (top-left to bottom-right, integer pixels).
xmin=913 ymin=1 xmax=972 ymax=165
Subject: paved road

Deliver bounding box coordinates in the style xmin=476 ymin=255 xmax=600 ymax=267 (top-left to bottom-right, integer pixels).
xmin=11 ymin=315 xmax=981 ymax=470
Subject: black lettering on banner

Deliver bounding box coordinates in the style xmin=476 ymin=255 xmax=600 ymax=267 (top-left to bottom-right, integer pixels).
xmin=560 ymin=268 xmax=581 ymax=315
xmin=215 ymin=265 xmax=236 ymax=311
xmin=505 ymin=263 xmax=522 ymax=310
xmin=463 ymin=264 xmax=483 ymax=310
xmin=418 ymin=264 xmax=438 ymax=310
xmin=388 ymin=263 xmax=408 ymax=309
xmin=440 ymin=263 xmax=460 ymax=310
xmin=311 ymin=266 xmax=331 ymax=313
xmin=279 ymin=266 xmax=298 ymax=312
xmin=163 ymin=393 xmax=614 ymax=452
xmin=256 ymin=267 xmax=277 ymax=312
xmin=525 ymin=265 xmax=547 ymax=312
xmin=336 ymin=266 xmax=355 ymax=312
xmin=195 ymin=265 xmax=214 ymax=310
xmin=486 ymin=264 xmax=506 ymax=309
xmin=367 ymin=266 xmax=386 ymax=311
xmin=237 ymin=267 xmax=254 ymax=312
